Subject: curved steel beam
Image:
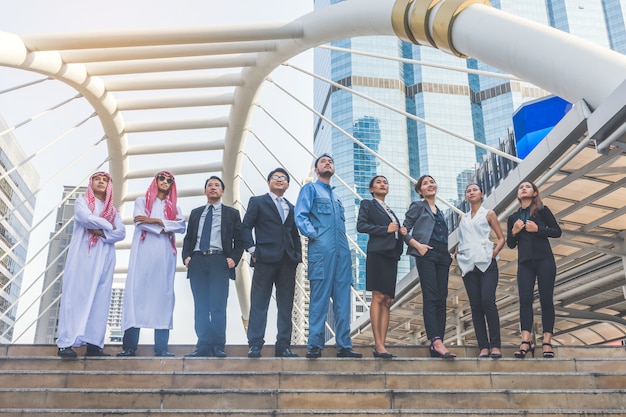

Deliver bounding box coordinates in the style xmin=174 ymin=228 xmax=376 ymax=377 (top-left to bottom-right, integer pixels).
xmin=0 ymin=31 xmax=128 ymax=205
xmin=391 ymin=0 xmax=626 ymax=110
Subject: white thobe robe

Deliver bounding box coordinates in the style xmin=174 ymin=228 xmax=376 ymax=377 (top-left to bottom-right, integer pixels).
xmin=121 ymin=197 xmax=185 ymax=331
xmin=56 ymin=197 xmax=126 ymax=348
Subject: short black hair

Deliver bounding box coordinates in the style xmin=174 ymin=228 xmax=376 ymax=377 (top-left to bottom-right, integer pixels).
xmin=267 ymin=168 xmax=290 ymax=183
xmin=205 ymin=176 xmax=225 ymax=190
xmin=314 ymin=153 xmax=333 ymax=169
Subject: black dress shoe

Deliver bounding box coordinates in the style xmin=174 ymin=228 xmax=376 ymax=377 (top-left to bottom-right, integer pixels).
xmin=248 ymin=346 xmax=262 ymax=358
xmin=116 ymin=349 xmax=136 ymax=357
xmin=57 ymin=347 xmax=77 ymax=358
xmin=85 ymin=346 xmax=110 ymax=357
xmin=306 ymin=347 xmax=322 ymax=359
xmin=212 ymin=347 xmax=227 ymax=358
xmin=185 ymin=349 xmax=211 ymax=357
xmin=155 ymin=351 xmax=175 ymax=357
xmin=275 ymin=348 xmax=299 ymax=358
xmin=337 ymin=348 xmax=362 ymax=358
xmin=372 ymin=349 xmax=394 ymax=359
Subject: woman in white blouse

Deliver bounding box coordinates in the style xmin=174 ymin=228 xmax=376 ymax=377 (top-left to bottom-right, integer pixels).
xmin=456 ymin=183 xmax=505 ymax=358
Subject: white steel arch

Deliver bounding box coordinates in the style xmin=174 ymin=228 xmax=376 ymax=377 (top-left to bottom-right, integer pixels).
xmin=2 ymin=0 xmax=626 ymax=344
xmin=2 ymin=0 xmax=626 ymax=204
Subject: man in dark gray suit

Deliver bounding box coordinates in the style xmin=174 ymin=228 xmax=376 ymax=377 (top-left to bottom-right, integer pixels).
xmin=242 ymin=168 xmax=302 ymax=358
xmin=182 ymin=176 xmax=243 ymax=358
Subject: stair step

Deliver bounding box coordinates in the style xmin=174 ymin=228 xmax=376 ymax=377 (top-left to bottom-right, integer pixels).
xmin=3 ymin=344 xmax=626 ymax=359
xmin=1 ymin=388 xmax=625 ymax=410
xmin=1 ymin=345 xmax=624 ymax=415
xmin=2 ymin=370 xmax=625 ymax=390
xmin=2 ymin=356 xmax=626 ymax=373
xmin=2 ymin=410 xmax=626 ymax=417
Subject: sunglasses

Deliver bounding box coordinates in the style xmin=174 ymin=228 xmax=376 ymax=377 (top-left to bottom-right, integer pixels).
xmin=158 ymin=175 xmax=174 ymax=184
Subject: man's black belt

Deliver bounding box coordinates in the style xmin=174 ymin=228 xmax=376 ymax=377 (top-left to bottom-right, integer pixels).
xmin=194 ymin=250 xmax=224 ymax=255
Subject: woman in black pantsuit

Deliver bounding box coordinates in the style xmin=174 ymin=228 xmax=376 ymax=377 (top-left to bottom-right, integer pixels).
xmin=357 ymin=176 xmax=405 ymax=358
xmin=507 ymin=181 xmax=561 ymax=358
xmin=403 ymin=175 xmax=456 ymax=359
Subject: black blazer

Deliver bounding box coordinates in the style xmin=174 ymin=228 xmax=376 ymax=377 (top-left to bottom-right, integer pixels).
xmin=241 ymin=193 xmax=302 ymax=264
xmin=357 ymin=199 xmax=404 ymax=259
xmin=506 ymin=205 xmax=561 ymax=263
xmin=182 ymin=203 xmax=244 ymax=279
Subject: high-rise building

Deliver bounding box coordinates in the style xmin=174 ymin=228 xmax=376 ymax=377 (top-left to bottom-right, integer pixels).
xmin=0 ymin=115 xmax=39 ymax=343
xmin=34 ymin=186 xmax=86 ymax=344
xmin=313 ymin=0 xmax=626 ymax=292
xmin=107 ymin=279 xmax=125 ymax=343
xmin=34 ymin=186 xmax=125 ymax=345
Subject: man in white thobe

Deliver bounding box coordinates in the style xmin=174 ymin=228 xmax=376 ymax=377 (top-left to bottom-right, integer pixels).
xmin=57 ymin=172 xmax=126 ymax=358
xmin=117 ymin=171 xmax=185 ymax=357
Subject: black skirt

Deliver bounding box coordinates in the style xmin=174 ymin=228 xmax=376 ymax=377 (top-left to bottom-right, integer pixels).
xmin=365 ymin=252 xmax=398 ymax=298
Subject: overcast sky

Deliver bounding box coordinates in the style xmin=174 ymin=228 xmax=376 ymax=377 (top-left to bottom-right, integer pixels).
xmin=2 ymin=1 xmax=316 ymax=347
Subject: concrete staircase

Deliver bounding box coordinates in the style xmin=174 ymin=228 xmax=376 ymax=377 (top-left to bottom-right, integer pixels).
xmin=1 ymin=344 xmax=625 ymax=416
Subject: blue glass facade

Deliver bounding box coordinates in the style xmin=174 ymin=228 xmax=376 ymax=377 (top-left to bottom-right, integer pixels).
xmin=603 ymin=0 xmax=626 ymax=53
xmin=313 ymin=0 xmax=626 ymax=296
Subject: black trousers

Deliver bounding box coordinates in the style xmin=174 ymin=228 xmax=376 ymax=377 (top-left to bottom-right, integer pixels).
xmin=247 ymin=255 xmax=297 ymax=350
xmin=188 ymin=253 xmax=230 ymax=352
xmin=462 ymin=259 xmax=501 ymax=349
xmin=517 ymin=258 xmax=556 ymax=334
xmin=122 ymin=327 xmax=170 ymax=353
xmin=414 ymin=241 xmax=452 ymax=340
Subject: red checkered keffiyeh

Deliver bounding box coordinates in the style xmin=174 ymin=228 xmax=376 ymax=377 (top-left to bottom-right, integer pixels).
xmin=141 ymin=171 xmax=178 ymax=254
xmin=85 ymin=172 xmax=117 ymax=250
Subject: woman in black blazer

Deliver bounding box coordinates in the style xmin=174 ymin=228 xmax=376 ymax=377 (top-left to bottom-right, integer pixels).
xmin=507 ymin=181 xmax=561 ymax=358
xmin=357 ymin=175 xmax=405 ymax=358
xmin=403 ymin=175 xmax=455 ymax=358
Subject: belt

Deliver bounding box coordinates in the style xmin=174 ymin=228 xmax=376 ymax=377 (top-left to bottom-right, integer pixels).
xmin=194 ymin=250 xmax=224 ymax=256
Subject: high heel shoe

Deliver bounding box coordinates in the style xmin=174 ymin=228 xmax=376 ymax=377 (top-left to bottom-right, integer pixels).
xmin=429 ymin=337 xmax=456 ymax=359
xmin=514 ymin=341 xmax=535 ymax=358
xmin=542 ymin=343 xmax=555 ymax=358
xmin=478 ymin=349 xmax=490 ymax=358
xmin=372 ymin=349 xmax=394 ymax=359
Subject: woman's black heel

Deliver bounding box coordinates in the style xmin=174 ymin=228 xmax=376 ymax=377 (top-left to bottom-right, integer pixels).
xmin=514 ymin=341 xmax=535 ymax=358
xmin=542 ymin=343 xmax=554 ymax=358
xmin=429 ymin=344 xmax=440 ymax=358
xmin=429 ymin=337 xmax=456 ymax=359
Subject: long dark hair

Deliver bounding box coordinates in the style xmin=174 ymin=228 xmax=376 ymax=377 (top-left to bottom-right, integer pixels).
xmin=518 ymin=181 xmax=544 ymax=217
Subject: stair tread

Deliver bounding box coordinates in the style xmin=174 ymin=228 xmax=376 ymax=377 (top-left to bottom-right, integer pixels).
xmin=1 ymin=346 xmax=624 ymax=413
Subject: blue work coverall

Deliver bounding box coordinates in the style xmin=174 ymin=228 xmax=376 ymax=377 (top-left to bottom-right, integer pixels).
xmin=295 ymin=180 xmax=353 ymax=350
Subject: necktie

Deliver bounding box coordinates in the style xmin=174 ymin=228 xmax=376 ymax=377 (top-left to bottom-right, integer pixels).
xmin=275 ymin=197 xmax=285 ymax=223
xmin=380 ymin=200 xmax=398 ymax=239
xmin=199 ymin=205 xmax=214 ymax=251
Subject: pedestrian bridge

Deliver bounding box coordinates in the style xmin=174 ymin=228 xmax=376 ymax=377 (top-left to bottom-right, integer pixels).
xmin=1 ymin=0 xmax=625 ymax=347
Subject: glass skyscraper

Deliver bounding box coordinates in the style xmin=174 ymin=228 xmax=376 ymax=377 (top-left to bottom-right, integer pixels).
xmin=34 ymin=186 xmax=86 ymax=344
xmin=313 ymin=0 xmax=626 ymax=293
xmin=0 ymin=115 xmax=39 ymax=343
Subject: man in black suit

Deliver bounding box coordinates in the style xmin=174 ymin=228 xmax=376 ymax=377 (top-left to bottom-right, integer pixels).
xmin=182 ymin=176 xmax=243 ymax=358
xmin=242 ymin=168 xmax=302 ymax=358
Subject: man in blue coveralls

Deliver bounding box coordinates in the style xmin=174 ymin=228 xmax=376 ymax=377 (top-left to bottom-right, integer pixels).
xmin=295 ymin=154 xmax=362 ymax=359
